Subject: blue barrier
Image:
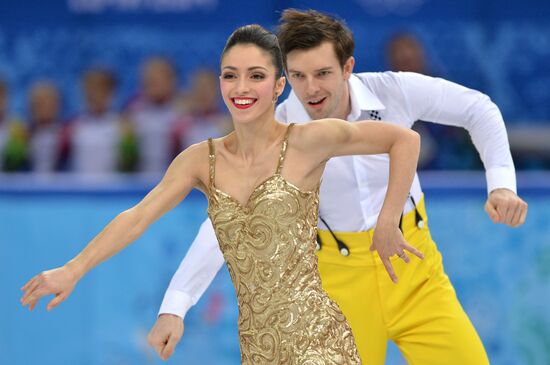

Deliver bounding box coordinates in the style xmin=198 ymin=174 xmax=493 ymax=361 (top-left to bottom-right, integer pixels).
xmin=1 ymin=172 xmax=549 ymax=365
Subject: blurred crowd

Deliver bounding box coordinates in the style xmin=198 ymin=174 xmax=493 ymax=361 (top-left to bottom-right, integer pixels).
xmin=0 ymin=32 xmax=544 ymax=175
xmin=0 ymin=57 xmax=231 ymax=175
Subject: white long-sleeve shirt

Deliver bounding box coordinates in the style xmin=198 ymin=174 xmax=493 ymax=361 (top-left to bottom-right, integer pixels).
xmin=158 ymin=72 xmax=516 ymax=319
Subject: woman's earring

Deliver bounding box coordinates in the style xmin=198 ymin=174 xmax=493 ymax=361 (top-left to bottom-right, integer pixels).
xmin=272 ymin=94 xmax=279 ymax=104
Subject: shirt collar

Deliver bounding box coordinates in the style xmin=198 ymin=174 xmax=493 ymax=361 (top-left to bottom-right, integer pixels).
xmin=285 ymin=73 xmax=386 ymax=122
xmin=348 ymin=74 xmax=385 ymax=119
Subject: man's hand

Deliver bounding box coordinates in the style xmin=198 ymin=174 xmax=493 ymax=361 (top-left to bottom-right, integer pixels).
xmin=485 ymin=188 xmax=528 ymax=228
xmin=147 ymin=314 xmax=184 ymax=360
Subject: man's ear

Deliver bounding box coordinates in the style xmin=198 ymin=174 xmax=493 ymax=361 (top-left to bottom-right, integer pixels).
xmin=343 ymin=56 xmax=355 ymax=80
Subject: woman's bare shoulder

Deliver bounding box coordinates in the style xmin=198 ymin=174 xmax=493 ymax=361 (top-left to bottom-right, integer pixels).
xmin=174 ymin=133 xmax=233 ymax=174
xmin=168 ymin=140 xmax=212 ymax=183
xmin=176 ymin=140 xmax=210 ymax=162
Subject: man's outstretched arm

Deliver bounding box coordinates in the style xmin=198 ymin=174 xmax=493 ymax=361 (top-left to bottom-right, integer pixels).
xmin=148 ymin=218 xmax=224 ymax=360
xmin=159 ymin=218 xmax=224 ymax=318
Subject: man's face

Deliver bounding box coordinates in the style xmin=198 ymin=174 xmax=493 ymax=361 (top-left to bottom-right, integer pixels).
xmin=285 ymin=42 xmax=354 ymax=120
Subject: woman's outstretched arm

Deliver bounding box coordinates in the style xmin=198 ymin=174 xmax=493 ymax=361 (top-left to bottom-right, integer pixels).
xmin=20 ymin=142 xmax=209 ymax=311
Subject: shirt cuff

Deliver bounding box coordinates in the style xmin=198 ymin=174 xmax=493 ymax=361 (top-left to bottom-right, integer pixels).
xmin=486 ymin=167 xmax=517 ymax=195
xmin=158 ymin=289 xmax=194 ymax=320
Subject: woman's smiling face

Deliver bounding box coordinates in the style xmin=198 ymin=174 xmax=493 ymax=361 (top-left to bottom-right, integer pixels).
xmin=220 ymin=43 xmax=284 ymax=125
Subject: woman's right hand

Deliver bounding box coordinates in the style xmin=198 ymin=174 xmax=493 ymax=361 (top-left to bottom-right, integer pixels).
xmin=371 ymin=224 xmax=424 ymax=283
xmin=20 ymin=265 xmax=79 ymax=311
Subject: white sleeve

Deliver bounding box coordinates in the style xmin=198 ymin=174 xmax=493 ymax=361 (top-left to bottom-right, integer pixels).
xmin=397 ymin=72 xmax=516 ymax=194
xmin=158 ymin=218 xmax=224 ymax=319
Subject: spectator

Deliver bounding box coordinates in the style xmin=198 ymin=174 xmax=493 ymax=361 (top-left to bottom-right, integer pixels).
xmin=0 ymin=79 xmax=29 ymax=172
xmin=386 ymin=32 xmax=482 ymax=170
xmin=386 ymin=33 xmax=429 ymax=74
xmin=175 ymin=68 xmax=231 ymax=151
xmin=61 ymin=68 xmax=136 ymax=174
xmin=125 ymin=57 xmax=182 ymax=174
xmin=0 ymin=79 xmax=7 ymax=157
xmin=27 ymin=81 xmax=63 ymax=173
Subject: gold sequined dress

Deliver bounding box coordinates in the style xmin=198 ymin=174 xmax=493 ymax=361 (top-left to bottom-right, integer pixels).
xmin=206 ymin=124 xmax=361 ymax=364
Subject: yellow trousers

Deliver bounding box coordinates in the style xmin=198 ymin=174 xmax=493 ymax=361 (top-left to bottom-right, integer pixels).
xmin=317 ymin=196 xmax=490 ymax=365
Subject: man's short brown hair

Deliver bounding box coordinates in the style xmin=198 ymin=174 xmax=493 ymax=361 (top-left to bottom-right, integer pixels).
xmin=277 ymin=9 xmax=355 ymax=70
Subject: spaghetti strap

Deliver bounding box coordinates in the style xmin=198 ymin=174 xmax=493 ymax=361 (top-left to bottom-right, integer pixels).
xmin=207 ymin=138 xmax=216 ymax=189
xmin=276 ymin=123 xmax=295 ymax=175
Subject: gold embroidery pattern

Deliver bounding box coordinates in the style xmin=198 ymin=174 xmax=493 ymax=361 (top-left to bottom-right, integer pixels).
xmin=206 ymin=125 xmax=361 ymax=364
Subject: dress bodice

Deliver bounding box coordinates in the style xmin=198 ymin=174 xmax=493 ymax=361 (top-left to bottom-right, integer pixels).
xmin=206 ymin=124 xmax=360 ymax=364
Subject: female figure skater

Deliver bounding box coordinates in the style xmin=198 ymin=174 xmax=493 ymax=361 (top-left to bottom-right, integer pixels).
xmin=21 ymin=25 xmax=421 ymax=364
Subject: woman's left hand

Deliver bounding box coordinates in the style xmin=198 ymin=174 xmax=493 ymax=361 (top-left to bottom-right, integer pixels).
xmin=20 ymin=265 xmax=79 ymax=311
xmin=370 ymin=226 xmax=424 ymax=283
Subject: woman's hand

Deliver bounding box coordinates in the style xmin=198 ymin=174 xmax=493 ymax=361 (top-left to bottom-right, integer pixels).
xmin=371 ymin=224 xmax=424 ymax=283
xmin=20 ymin=265 xmax=79 ymax=311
